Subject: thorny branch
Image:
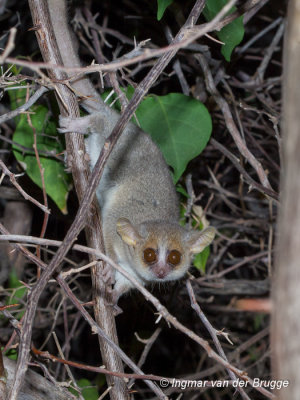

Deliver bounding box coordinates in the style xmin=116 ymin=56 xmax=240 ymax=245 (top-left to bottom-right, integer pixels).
xmin=0 ymin=0 xmax=262 ymax=78
xmin=0 ymin=232 xmax=275 ymax=399
xmin=0 ymin=223 xmax=165 ymax=399
xmin=186 ymin=280 xmax=251 ymax=400
xmin=196 ymin=53 xmax=274 ymax=193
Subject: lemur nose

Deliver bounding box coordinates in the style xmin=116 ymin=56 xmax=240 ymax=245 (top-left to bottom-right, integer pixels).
xmin=155 ymin=268 xmax=167 ymax=279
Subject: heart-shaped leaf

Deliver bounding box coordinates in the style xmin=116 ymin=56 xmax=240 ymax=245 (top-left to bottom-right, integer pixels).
xmin=204 ymin=0 xmax=244 ymax=61
xmin=135 ymin=93 xmax=212 ymax=182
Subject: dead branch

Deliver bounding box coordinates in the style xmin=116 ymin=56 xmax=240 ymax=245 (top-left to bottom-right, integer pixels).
xmin=0 ymin=86 xmax=48 ymax=124
xmin=0 ymin=160 xmax=50 ymax=213
xmin=0 ymin=223 xmax=166 ymax=399
xmin=0 ymin=0 xmax=264 ymax=80
xmin=196 ymin=54 xmax=275 ymax=193
xmin=186 ymin=280 xmax=251 ymax=400
xmin=1 ymin=356 xmax=77 ymax=400
xmin=0 ymin=231 xmax=275 ymax=399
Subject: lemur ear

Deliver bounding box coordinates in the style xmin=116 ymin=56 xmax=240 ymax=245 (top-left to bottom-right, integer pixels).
xmin=117 ymin=218 xmax=143 ymax=246
xmin=188 ymin=227 xmax=216 ymax=254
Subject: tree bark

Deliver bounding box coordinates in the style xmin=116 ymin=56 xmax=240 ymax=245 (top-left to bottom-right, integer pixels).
xmin=1 ymin=356 xmax=77 ymax=400
xmin=27 ymin=1 xmax=127 ymax=399
xmin=272 ymin=1 xmax=300 ymax=397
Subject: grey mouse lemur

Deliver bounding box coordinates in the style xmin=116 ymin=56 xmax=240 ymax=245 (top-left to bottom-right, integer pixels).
xmin=59 ymin=113 xmax=215 ymax=300
xmin=52 ymin=0 xmax=215 ymax=301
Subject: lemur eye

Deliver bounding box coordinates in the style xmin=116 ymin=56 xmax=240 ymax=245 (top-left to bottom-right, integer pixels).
xmin=143 ymin=248 xmax=157 ymax=264
xmin=167 ymin=250 xmax=182 ymax=266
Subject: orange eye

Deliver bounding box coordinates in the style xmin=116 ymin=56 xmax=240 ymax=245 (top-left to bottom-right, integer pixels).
xmin=143 ymin=248 xmax=157 ymax=264
xmin=167 ymin=250 xmax=182 ymax=266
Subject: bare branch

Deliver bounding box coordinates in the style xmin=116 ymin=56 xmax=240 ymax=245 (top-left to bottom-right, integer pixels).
xmin=0 ymin=231 xmax=275 ymax=400
xmin=0 ymin=160 xmax=50 ymax=214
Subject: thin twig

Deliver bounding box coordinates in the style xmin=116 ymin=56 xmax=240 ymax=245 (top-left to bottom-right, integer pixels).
xmin=256 ymin=20 xmax=285 ymax=81
xmin=31 ymin=345 xmax=171 ymax=382
xmin=165 ymin=327 xmax=269 ymax=395
xmin=0 ymin=223 xmax=165 ymax=399
xmin=0 ymin=160 xmax=50 ymax=213
xmin=0 ymin=231 xmax=275 ymax=399
xmin=210 ymin=138 xmax=278 ymax=200
xmin=0 ymin=86 xmax=48 ymax=125
xmin=0 ymin=27 xmax=17 ymax=63
xmin=186 ymin=280 xmax=251 ymax=400
xmin=129 ymin=328 xmax=162 ymax=388
xmin=196 ymin=54 xmax=274 ymax=192
xmin=198 ymin=251 xmax=269 ymax=282
xmin=238 ymin=17 xmax=283 ymax=54
xmin=2 ymin=0 xmax=265 ymax=80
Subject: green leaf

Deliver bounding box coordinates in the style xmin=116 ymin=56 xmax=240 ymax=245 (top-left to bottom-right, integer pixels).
xmin=176 ymin=183 xmax=189 ymax=198
xmin=203 ymin=0 xmax=244 ymax=61
xmin=8 ymin=269 xmax=27 ymax=300
xmin=8 ymin=83 xmax=27 ymax=115
xmin=193 ymin=246 xmax=210 ymax=273
xmin=179 ymin=202 xmax=212 ymax=273
xmin=8 ymin=87 xmax=71 ymax=213
xmin=3 ymin=348 xmax=18 ymax=360
xmin=7 ymin=269 xmax=27 ymax=319
xmin=102 ymin=90 xmax=212 ymax=182
xmin=135 ymin=93 xmax=212 ymax=182
xmin=69 ymin=379 xmax=98 ymax=400
xmin=156 ymin=0 xmax=173 ymax=20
